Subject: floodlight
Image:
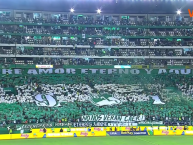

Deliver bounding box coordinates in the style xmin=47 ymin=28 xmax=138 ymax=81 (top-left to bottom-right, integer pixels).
xmin=70 ymin=8 xmax=74 ymax=13
xmin=177 ymin=10 xmax=181 ymax=15
xmin=97 ymin=9 xmax=101 ymax=14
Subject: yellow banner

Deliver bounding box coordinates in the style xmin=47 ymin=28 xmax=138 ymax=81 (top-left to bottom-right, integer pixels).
xmin=32 ymin=127 xmax=141 ymax=133
xmin=46 ymin=133 xmax=74 ymax=138
xmin=154 ymin=130 xmax=183 ymax=136
xmin=0 ymin=134 xmax=11 ymax=140
xmin=43 ymin=131 xmax=106 ymax=138
xmin=0 ymin=131 xmax=106 ymax=140
xmin=131 ymin=65 xmax=143 ymax=69
xmin=32 ymin=126 xmax=193 ymax=134
xmin=36 ymin=65 xmax=53 ymax=68
xmin=0 ymin=133 xmax=45 ymax=140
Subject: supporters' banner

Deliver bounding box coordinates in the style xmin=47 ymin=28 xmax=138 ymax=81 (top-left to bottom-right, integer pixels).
xmin=15 ymin=122 xmax=138 ymax=129
xmin=1 ymin=68 xmax=193 ymax=75
xmin=56 ymin=122 xmax=136 ymax=127
xmin=34 ymin=91 xmax=165 ymax=107
xmin=16 ymin=123 xmax=54 ymax=129
xmin=16 ymin=122 xmax=106 ymax=129
xmin=55 ymin=122 xmax=109 ymax=128
xmin=138 ymin=121 xmax=163 ymax=125
xmin=81 ymin=115 xmax=145 ymax=122
xmin=106 ymin=131 xmax=148 ymax=136
xmin=108 ymin=123 xmax=137 ymax=127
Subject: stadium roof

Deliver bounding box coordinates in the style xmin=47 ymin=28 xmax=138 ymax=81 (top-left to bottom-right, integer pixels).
xmin=0 ymin=0 xmax=192 ymax=14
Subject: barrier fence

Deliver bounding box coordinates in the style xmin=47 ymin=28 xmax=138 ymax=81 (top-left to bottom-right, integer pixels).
xmin=1 ymin=126 xmax=193 ymax=140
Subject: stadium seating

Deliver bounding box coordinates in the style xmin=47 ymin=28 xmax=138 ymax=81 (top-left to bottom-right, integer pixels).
xmin=0 ymin=71 xmax=193 ymax=125
xmin=0 ymin=10 xmax=193 ymax=127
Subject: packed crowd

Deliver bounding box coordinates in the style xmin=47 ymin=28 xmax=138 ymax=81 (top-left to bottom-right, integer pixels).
xmin=0 ymin=57 xmax=192 ymax=66
xmin=11 ymin=47 xmax=193 ymax=57
xmin=0 ymin=46 xmax=192 ymax=66
xmin=1 ymin=15 xmax=193 ymax=26
xmin=1 ymin=23 xmax=193 ymax=37
xmin=0 ymin=14 xmax=193 ymax=47
xmin=1 ymin=35 xmax=193 ymax=46
xmin=0 ymin=72 xmax=193 ymax=125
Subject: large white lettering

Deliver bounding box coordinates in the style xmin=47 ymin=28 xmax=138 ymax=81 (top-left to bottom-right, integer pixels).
xmin=158 ymin=69 xmax=167 ymax=74
xmin=27 ymin=69 xmax=38 ymax=75
xmin=119 ymin=69 xmax=128 ymax=74
xmin=100 ymin=69 xmax=106 ymax=74
xmin=180 ymin=69 xmax=191 ymax=74
xmin=1 ymin=68 xmax=193 ymax=75
xmin=39 ymin=69 xmax=53 ymax=74
xmin=14 ymin=69 xmax=22 ymax=74
xmin=66 ymin=68 xmax=76 ymax=74
xmin=81 ymin=69 xmax=88 ymax=74
xmin=2 ymin=69 xmax=12 ymax=74
xmin=108 ymin=69 xmax=117 ymax=74
xmin=169 ymin=69 xmax=179 ymax=74
xmin=130 ymin=69 xmax=140 ymax=74
xmin=89 ymin=69 xmax=98 ymax=74
xmin=81 ymin=115 xmax=145 ymax=122
xmin=145 ymin=69 xmax=153 ymax=74
xmin=55 ymin=68 xmax=64 ymax=74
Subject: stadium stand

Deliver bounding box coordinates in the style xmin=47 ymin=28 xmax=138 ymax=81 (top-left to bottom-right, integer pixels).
xmin=0 ymin=71 xmax=193 ymax=125
xmin=0 ymin=9 xmax=193 ymax=128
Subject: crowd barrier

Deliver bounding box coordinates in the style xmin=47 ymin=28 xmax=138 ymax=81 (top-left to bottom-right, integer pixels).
xmin=1 ymin=126 xmax=193 ymax=140
xmin=32 ymin=127 xmax=108 ymax=133
xmin=31 ymin=126 xmax=167 ymax=133
xmin=106 ymin=131 xmax=148 ymax=136
xmin=0 ymin=131 xmax=106 ymax=140
xmin=153 ymin=130 xmax=193 ymax=136
xmin=0 ymin=133 xmax=44 ymax=140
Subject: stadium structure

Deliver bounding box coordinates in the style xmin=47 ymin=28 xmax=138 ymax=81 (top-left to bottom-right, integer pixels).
xmin=1 ymin=0 xmax=193 ymax=144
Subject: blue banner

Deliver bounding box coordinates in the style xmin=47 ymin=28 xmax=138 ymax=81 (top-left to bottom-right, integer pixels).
xmin=107 ymin=131 xmax=148 ymax=136
xmin=107 ymin=131 xmax=121 ymax=136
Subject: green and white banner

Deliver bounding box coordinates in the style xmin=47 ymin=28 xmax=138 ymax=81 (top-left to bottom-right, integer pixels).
xmin=34 ymin=84 xmax=165 ymax=107
xmin=81 ymin=115 xmax=145 ymax=122
xmin=0 ymin=68 xmax=192 ymax=75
